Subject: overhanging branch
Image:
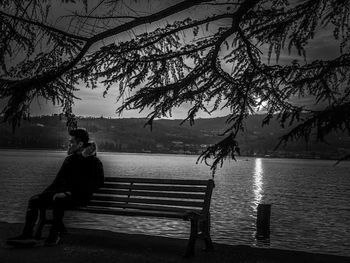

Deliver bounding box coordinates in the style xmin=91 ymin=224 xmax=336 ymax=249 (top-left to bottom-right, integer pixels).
xmin=0 ymin=10 xmax=89 ymax=41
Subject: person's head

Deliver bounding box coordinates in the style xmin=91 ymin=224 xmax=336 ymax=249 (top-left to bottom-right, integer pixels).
xmin=68 ymin=128 xmax=89 ymax=155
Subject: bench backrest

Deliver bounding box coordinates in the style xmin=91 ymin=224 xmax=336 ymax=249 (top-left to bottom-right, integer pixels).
xmin=90 ymin=177 xmax=215 ymax=215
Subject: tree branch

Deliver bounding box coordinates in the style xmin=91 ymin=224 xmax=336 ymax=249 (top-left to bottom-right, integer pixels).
xmin=63 ymin=13 xmax=138 ymax=20
xmin=1 ymin=0 xmax=212 ymax=111
xmin=0 ymin=10 xmax=89 ymax=41
xmin=127 ymin=41 xmax=217 ymax=63
xmin=124 ymin=13 xmax=232 ymax=54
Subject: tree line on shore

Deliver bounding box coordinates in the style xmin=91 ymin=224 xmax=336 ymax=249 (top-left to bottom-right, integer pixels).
xmin=0 ymin=115 xmax=348 ymax=160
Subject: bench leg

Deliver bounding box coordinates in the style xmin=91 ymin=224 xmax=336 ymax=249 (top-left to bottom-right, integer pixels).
xmin=34 ymin=208 xmax=47 ymax=239
xmin=202 ymin=215 xmax=213 ymax=251
xmin=59 ymin=221 xmax=68 ymax=235
xmin=184 ymin=219 xmax=198 ymax=257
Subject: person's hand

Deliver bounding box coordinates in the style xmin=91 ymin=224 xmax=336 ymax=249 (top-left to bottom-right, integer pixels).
xmin=53 ymin=192 xmax=67 ymax=201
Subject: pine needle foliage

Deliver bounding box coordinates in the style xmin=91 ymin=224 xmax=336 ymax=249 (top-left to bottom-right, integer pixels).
xmin=1 ymin=0 xmax=349 ymax=174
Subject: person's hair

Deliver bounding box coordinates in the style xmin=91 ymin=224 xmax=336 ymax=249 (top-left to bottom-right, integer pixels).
xmin=69 ymin=128 xmax=89 ymax=146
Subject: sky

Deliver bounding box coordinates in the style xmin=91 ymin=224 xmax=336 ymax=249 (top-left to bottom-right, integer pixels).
xmin=3 ymin=0 xmax=342 ymax=119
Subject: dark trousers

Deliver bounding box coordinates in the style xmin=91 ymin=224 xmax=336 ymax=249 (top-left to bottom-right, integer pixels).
xmin=22 ymin=191 xmax=74 ymax=237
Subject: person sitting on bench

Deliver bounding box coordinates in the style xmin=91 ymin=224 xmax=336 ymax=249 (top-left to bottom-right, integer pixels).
xmin=7 ymin=128 xmax=104 ymax=246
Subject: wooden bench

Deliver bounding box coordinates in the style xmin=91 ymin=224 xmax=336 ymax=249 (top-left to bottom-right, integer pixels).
xmin=35 ymin=177 xmax=215 ymax=257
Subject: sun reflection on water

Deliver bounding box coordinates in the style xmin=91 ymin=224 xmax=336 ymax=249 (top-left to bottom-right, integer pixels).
xmin=253 ymin=158 xmax=263 ymax=208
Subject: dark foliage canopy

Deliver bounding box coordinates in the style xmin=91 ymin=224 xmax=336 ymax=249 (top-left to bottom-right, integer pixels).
xmin=1 ymin=0 xmax=349 ymax=173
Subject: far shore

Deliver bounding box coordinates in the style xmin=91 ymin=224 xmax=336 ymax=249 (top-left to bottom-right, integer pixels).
xmin=0 ymin=147 xmax=348 ymax=162
xmin=1 ymin=221 xmax=349 ymax=263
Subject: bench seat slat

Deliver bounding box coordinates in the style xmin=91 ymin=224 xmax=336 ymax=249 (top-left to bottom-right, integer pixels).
xmin=105 ymin=177 xmax=209 ymax=185
xmin=96 ymin=189 xmax=206 ymax=199
xmin=102 ymin=184 xmax=207 ymax=192
xmin=91 ymin=195 xmax=204 ymax=207
xmin=87 ymin=201 xmax=202 ymax=213
xmin=76 ymin=207 xmax=187 ymax=219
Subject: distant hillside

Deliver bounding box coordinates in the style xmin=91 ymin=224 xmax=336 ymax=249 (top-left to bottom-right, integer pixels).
xmin=0 ymin=114 xmax=349 ymax=159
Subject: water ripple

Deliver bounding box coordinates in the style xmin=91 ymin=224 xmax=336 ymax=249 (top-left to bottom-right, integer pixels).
xmin=0 ymin=150 xmax=349 ymax=256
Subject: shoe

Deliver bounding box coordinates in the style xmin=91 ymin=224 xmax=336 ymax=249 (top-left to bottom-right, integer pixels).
xmin=44 ymin=234 xmax=60 ymax=246
xmin=6 ymin=234 xmax=37 ymax=246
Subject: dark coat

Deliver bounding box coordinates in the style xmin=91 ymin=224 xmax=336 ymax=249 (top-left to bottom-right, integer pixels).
xmin=43 ymin=145 xmax=104 ymax=205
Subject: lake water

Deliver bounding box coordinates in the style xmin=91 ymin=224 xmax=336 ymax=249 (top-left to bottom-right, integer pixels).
xmin=0 ymin=150 xmax=349 ymax=256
